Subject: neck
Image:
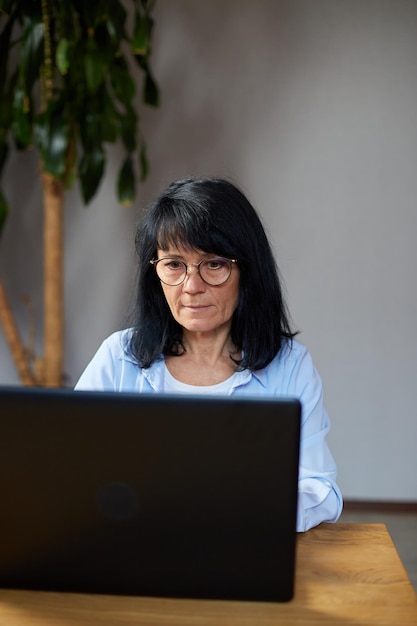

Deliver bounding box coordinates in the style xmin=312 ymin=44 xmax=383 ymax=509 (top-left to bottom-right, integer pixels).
xmin=181 ymin=329 xmax=239 ymax=365
xmin=165 ymin=329 xmax=241 ymax=386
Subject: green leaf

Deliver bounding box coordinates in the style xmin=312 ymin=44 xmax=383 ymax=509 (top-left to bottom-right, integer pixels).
xmin=105 ymin=0 xmax=127 ymax=45
xmin=132 ymin=10 xmax=149 ymax=55
xmin=139 ymin=142 xmax=149 ymax=182
xmin=79 ymin=146 xmax=105 ymax=204
xmin=20 ymin=16 xmax=44 ymax=93
xmin=33 ymin=103 xmax=70 ymax=178
xmin=45 ymin=122 xmax=69 ymax=178
xmin=144 ymin=67 xmax=159 ymax=107
xmin=85 ymin=37 xmax=106 ymax=94
xmin=62 ymin=138 xmax=77 ymax=189
xmin=0 ymin=9 xmax=16 ymax=88
xmin=79 ymin=108 xmax=102 ymax=151
xmin=117 ymin=155 xmax=135 ymax=206
xmin=0 ymin=188 xmax=10 ymax=236
xmin=56 ymin=38 xmax=70 ymax=75
xmin=119 ymin=106 xmax=137 ymax=152
xmin=98 ymin=87 xmax=119 ymax=143
xmin=0 ymin=140 xmax=9 ymax=176
xmin=33 ymin=109 xmax=48 ymax=153
xmin=0 ymin=68 xmax=17 ymax=131
xmin=94 ymin=20 xmax=116 ymax=62
xmin=109 ymin=55 xmax=136 ymax=107
xmin=135 ymin=55 xmax=159 ymax=107
xmin=12 ymin=87 xmax=32 ymax=148
xmin=73 ymin=1 xmax=99 ymax=29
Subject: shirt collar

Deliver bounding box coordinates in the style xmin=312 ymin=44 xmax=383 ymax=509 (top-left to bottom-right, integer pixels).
xmin=142 ymin=358 xmax=267 ymax=393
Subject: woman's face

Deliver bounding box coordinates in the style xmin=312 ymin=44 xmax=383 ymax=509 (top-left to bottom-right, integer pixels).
xmin=155 ymin=246 xmax=240 ymax=337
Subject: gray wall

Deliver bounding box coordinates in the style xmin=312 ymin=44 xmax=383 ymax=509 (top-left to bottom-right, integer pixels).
xmin=1 ymin=0 xmax=417 ymax=501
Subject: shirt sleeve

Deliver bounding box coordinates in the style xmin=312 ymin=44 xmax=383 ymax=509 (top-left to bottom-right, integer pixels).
xmin=289 ymin=346 xmax=343 ymax=532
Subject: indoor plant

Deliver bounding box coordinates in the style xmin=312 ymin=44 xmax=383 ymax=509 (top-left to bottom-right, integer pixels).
xmin=0 ymin=0 xmax=159 ymax=386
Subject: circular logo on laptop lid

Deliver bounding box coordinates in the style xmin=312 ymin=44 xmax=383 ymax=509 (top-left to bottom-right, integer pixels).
xmin=95 ymin=482 xmax=139 ymax=521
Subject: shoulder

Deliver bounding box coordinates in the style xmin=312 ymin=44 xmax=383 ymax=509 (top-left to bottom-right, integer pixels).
xmin=279 ymin=337 xmax=309 ymax=359
xmin=98 ymin=328 xmax=136 ymax=362
xmin=252 ymin=339 xmax=319 ymax=394
xmin=271 ymin=338 xmax=312 ymax=371
xmin=75 ymin=328 xmax=155 ymax=392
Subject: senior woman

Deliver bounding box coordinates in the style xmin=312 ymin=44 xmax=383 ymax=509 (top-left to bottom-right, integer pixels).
xmin=75 ymin=176 xmax=343 ymax=532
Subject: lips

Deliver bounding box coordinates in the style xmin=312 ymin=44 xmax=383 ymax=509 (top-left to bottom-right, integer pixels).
xmin=183 ymin=305 xmax=210 ymax=310
xmin=181 ymin=303 xmax=211 ymax=312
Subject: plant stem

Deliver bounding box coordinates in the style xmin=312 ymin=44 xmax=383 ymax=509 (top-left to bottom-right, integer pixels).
xmin=41 ymin=0 xmax=53 ymax=108
xmin=0 ymin=280 xmax=38 ymax=385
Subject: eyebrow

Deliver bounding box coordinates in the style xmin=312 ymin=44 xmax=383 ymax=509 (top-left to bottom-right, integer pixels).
xmin=157 ymin=250 xmax=213 ymax=259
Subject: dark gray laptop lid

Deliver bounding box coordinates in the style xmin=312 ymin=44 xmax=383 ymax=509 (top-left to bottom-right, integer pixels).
xmin=0 ymin=387 xmax=301 ymax=602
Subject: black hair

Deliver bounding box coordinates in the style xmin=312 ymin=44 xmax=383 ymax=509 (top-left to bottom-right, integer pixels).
xmin=128 ymin=177 xmax=297 ymax=370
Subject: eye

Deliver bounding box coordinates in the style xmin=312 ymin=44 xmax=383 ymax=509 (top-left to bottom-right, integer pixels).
xmin=204 ymin=258 xmax=227 ymax=270
xmin=163 ymin=259 xmax=184 ymax=270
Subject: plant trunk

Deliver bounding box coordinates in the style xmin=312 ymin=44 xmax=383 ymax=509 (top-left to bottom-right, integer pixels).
xmin=42 ymin=171 xmax=64 ymax=387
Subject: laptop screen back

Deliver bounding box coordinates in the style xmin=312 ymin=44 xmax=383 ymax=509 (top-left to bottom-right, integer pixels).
xmin=0 ymin=387 xmax=301 ymax=602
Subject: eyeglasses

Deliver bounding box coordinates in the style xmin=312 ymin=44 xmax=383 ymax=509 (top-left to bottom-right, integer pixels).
xmin=150 ymin=256 xmax=238 ymax=286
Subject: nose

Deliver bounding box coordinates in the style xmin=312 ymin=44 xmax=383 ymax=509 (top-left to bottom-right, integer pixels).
xmin=182 ymin=264 xmax=206 ymax=292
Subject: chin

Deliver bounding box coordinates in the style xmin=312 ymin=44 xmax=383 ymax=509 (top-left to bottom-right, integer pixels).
xmin=180 ymin=319 xmax=221 ymax=333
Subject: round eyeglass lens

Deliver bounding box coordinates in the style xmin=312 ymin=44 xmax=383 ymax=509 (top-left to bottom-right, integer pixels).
xmin=199 ymin=258 xmax=232 ymax=285
xmin=155 ymin=259 xmax=186 ymax=285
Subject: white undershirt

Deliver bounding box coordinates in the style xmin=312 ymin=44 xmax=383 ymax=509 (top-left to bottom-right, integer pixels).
xmin=163 ymin=363 xmax=237 ymax=395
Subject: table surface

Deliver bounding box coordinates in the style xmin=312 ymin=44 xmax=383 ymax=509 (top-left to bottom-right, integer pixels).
xmin=0 ymin=523 xmax=416 ymax=626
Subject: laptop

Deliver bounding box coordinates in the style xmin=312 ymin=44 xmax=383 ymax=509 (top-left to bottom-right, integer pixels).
xmin=0 ymin=386 xmax=301 ymax=602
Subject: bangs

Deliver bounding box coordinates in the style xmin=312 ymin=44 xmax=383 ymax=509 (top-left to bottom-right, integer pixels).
xmin=155 ymin=203 xmax=226 ymax=254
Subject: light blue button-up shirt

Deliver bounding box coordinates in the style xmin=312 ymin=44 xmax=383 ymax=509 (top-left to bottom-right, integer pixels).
xmin=75 ymin=329 xmax=343 ymax=531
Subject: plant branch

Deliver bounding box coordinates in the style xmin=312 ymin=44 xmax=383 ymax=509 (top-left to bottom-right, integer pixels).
xmin=0 ymin=280 xmax=39 ymax=385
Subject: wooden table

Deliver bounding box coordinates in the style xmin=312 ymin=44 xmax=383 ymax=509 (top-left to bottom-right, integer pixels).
xmin=0 ymin=524 xmax=416 ymax=625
